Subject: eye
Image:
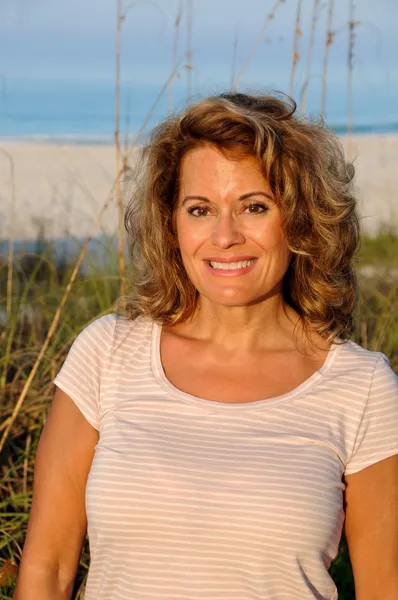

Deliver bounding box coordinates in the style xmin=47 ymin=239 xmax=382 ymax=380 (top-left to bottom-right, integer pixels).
xmin=187 ymin=205 xmax=210 ymax=217
xmin=244 ymin=203 xmax=269 ymax=214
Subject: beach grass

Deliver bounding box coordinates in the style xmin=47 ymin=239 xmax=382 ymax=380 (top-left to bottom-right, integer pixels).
xmin=0 ymin=229 xmax=397 ymax=598
xmin=358 ymin=227 xmax=398 ymax=267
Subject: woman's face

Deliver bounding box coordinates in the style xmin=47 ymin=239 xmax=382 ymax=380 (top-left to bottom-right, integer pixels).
xmin=174 ymin=144 xmax=291 ymax=307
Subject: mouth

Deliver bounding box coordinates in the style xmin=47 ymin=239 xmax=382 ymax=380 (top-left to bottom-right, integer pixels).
xmin=207 ymin=258 xmax=256 ymax=270
xmin=203 ymin=257 xmax=258 ymax=277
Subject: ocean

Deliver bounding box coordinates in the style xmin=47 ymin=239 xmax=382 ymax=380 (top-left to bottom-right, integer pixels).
xmin=1 ymin=78 xmax=398 ymax=143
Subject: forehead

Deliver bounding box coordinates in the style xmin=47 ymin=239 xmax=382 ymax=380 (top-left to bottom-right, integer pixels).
xmin=179 ymin=145 xmax=266 ymax=184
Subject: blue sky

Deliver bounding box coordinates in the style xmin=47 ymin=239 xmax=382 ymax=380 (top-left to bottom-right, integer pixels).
xmin=0 ymin=0 xmax=397 ymax=128
xmin=1 ymin=0 xmax=396 ymax=83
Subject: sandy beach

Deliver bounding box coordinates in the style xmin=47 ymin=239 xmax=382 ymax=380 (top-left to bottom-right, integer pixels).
xmin=1 ymin=134 xmax=398 ymax=244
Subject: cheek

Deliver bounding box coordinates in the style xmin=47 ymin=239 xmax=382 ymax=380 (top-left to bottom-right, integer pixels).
xmin=251 ymin=218 xmax=287 ymax=249
xmin=176 ymin=218 xmax=207 ymax=252
xmin=253 ymin=221 xmax=291 ymax=269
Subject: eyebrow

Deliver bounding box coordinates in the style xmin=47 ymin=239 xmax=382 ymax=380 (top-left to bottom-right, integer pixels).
xmin=181 ymin=191 xmax=274 ymax=205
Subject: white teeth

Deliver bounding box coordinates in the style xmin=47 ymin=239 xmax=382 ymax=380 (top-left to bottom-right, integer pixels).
xmin=209 ymin=259 xmax=255 ymax=270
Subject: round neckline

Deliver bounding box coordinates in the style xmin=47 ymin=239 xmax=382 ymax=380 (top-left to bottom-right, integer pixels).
xmin=150 ymin=320 xmax=342 ymax=411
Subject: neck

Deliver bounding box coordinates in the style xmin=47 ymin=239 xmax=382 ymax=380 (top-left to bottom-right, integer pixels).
xmin=181 ymin=292 xmax=305 ymax=354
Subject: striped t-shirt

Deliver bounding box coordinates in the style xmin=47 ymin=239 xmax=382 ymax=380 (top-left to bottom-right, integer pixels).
xmin=53 ymin=313 xmax=398 ymax=600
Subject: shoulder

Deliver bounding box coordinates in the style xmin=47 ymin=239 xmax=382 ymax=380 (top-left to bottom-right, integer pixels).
xmin=79 ymin=312 xmax=151 ymax=338
xmin=81 ymin=313 xmax=118 ymax=338
xmin=336 ymin=338 xmax=390 ymax=367
xmin=90 ymin=312 xmax=155 ymax=354
xmin=64 ymin=314 xmax=154 ymax=375
xmin=333 ymin=338 xmax=397 ymax=389
xmin=72 ymin=313 xmax=152 ymax=355
xmin=72 ymin=313 xmax=117 ymax=355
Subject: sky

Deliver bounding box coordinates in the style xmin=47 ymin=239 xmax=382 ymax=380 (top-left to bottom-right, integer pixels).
xmin=0 ymin=0 xmax=397 ymax=125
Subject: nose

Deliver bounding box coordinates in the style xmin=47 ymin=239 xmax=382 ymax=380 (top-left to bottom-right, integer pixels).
xmin=211 ymin=211 xmax=245 ymax=249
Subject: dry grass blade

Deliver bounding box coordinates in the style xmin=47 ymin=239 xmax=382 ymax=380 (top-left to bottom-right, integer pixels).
xmin=372 ymin=282 xmax=398 ymax=352
xmin=0 ymin=530 xmax=22 ymax=561
xmin=0 ymin=559 xmax=18 ymax=587
xmin=231 ymin=29 xmax=238 ymax=89
xmin=186 ymin=0 xmax=193 ymax=103
xmin=300 ymin=0 xmax=320 ymax=114
xmin=321 ymin=0 xmax=335 ymax=118
xmin=0 ymin=185 xmax=116 ymax=454
xmin=360 ymin=319 xmax=368 ymax=349
xmin=233 ymin=0 xmax=285 ymax=90
xmin=0 ymin=150 xmax=16 ymax=322
xmin=22 ymin=430 xmax=32 ymax=512
xmin=347 ymin=0 xmax=359 ymax=161
xmin=115 ymin=0 xmax=127 ymax=298
xmin=289 ymin=0 xmax=303 ymax=97
xmin=169 ymin=0 xmax=183 ymax=114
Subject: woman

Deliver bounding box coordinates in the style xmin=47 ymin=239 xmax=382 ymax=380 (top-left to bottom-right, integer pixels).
xmin=14 ymin=92 xmax=398 ymax=600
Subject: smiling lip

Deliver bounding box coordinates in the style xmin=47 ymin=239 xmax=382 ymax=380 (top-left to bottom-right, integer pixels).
xmin=204 ymin=257 xmax=257 ymax=277
xmin=204 ymin=256 xmax=257 ymax=263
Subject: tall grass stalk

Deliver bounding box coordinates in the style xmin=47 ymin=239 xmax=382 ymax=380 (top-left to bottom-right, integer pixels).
xmin=289 ymin=0 xmax=303 ymax=97
xmin=22 ymin=430 xmax=32 ymax=512
xmin=372 ymin=279 xmax=398 ymax=352
xmin=169 ymin=0 xmax=183 ymax=114
xmin=115 ymin=0 xmax=127 ymax=298
xmin=347 ymin=0 xmax=358 ymax=161
xmin=233 ymin=0 xmax=285 ymax=90
xmin=231 ymin=30 xmax=238 ymax=89
xmin=321 ymin=0 xmax=335 ymax=118
xmin=186 ymin=0 xmax=193 ymax=103
xmin=300 ymin=0 xmax=320 ymax=114
xmin=360 ymin=320 xmax=368 ymax=349
xmin=123 ymin=91 xmax=132 ymax=160
xmin=0 ymin=150 xmax=16 ymax=324
xmin=0 ymin=149 xmax=16 ymax=390
xmin=0 ymin=150 xmax=16 ymax=393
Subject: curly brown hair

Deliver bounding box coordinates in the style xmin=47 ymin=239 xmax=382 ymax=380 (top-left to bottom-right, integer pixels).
xmin=123 ymin=92 xmax=359 ymax=342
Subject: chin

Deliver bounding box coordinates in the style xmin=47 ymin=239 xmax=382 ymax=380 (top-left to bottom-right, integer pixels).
xmin=203 ymin=289 xmax=260 ymax=307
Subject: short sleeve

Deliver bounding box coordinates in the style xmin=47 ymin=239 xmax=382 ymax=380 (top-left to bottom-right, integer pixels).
xmin=53 ymin=314 xmax=116 ymax=430
xmin=344 ymin=354 xmax=398 ymax=475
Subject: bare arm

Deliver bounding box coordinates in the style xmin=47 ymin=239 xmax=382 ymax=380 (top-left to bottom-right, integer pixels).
xmin=13 ymin=388 xmax=99 ymax=599
xmin=344 ymin=454 xmax=398 ymax=600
